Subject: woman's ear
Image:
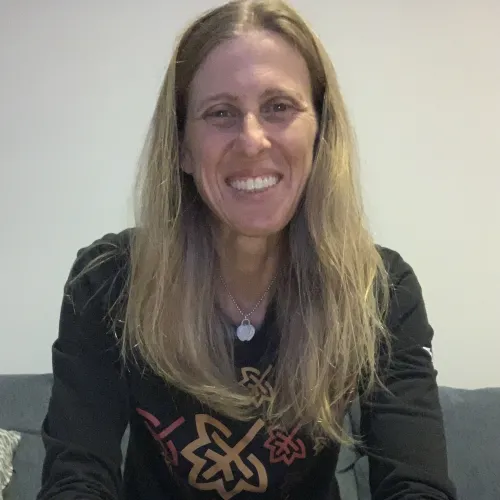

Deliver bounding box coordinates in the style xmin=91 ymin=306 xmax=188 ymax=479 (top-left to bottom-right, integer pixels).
xmin=180 ymin=145 xmax=194 ymax=175
xmin=313 ymin=130 xmax=320 ymax=159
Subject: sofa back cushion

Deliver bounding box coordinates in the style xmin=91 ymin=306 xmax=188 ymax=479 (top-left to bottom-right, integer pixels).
xmin=0 ymin=375 xmax=52 ymax=434
xmin=0 ymin=374 xmax=52 ymax=500
xmin=439 ymin=386 xmax=500 ymax=500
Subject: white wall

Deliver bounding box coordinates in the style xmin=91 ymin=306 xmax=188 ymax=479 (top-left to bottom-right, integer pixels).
xmin=1 ymin=1 xmax=498 ymax=388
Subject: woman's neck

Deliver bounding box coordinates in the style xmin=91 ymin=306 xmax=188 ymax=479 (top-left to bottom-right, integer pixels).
xmin=217 ymin=231 xmax=281 ymax=326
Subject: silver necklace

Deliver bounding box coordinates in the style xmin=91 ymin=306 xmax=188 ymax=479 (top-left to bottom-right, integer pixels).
xmin=220 ymin=274 xmax=277 ymax=342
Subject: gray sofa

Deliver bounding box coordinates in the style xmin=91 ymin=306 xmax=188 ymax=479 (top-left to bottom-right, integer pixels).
xmin=1 ymin=374 xmax=499 ymax=499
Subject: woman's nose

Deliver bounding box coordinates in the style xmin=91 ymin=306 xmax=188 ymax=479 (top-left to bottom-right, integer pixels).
xmin=236 ymin=113 xmax=271 ymax=157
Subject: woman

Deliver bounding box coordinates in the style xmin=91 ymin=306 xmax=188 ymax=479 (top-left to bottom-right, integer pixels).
xmin=38 ymin=1 xmax=456 ymax=499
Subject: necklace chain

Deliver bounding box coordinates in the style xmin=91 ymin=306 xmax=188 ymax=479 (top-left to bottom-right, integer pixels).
xmin=220 ymin=274 xmax=277 ymax=322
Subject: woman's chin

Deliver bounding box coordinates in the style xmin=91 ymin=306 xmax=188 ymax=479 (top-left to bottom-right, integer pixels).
xmin=222 ymin=218 xmax=287 ymax=239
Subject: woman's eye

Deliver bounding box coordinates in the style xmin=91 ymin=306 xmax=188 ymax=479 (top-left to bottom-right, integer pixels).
xmin=204 ymin=108 xmax=240 ymax=128
xmin=271 ymin=102 xmax=290 ymax=112
xmin=206 ymin=108 xmax=237 ymax=119
xmin=262 ymin=101 xmax=294 ymax=117
xmin=209 ymin=109 xmax=231 ymax=118
xmin=203 ymin=107 xmax=240 ymax=128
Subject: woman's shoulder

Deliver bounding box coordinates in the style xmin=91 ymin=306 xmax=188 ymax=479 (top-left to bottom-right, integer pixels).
xmin=64 ymin=228 xmax=135 ymax=313
xmin=377 ymin=245 xmax=410 ymax=275
xmin=376 ymin=245 xmax=420 ymax=291
xmin=376 ymin=245 xmax=431 ymax=342
xmin=75 ymin=228 xmax=133 ymax=263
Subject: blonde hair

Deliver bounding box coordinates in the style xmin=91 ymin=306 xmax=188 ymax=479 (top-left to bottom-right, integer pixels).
xmin=117 ymin=0 xmax=390 ymax=443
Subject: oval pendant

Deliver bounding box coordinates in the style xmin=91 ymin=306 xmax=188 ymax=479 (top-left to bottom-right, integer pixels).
xmin=236 ymin=320 xmax=256 ymax=342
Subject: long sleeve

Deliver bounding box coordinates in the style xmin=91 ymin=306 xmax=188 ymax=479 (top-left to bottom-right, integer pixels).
xmin=360 ymin=249 xmax=457 ymax=500
xmin=37 ymin=235 xmax=130 ymax=499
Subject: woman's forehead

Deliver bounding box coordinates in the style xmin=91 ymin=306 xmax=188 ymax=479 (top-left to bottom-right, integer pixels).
xmin=189 ymin=31 xmax=313 ymax=105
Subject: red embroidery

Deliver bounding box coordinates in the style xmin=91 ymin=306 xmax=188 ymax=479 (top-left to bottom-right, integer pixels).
xmin=136 ymin=408 xmax=185 ymax=466
xmin=264 ymin=426 xmax=306 ymax=466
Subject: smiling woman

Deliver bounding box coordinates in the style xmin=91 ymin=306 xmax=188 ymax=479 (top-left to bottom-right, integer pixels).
xmin=183 ymin=30 xmax=317 ymax=237
xmin=37 ymin=1 xmax=457 ymax=499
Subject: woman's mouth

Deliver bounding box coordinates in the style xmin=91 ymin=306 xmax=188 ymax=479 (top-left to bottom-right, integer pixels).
xmin=227 ymin=174 xmax=281 ymax=193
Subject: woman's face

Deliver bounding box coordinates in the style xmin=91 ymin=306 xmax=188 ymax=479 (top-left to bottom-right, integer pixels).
xmin=183 ymin=30 xmax=318 ymax=238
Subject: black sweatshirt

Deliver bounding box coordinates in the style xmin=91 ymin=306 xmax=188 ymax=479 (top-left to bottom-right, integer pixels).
xmin=38 ymin=229 xmax=457 ymax=500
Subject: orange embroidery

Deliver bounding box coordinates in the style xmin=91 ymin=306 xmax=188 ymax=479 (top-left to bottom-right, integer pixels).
xmin=264 ymin=426 xmax=306 ymax=465
xmin=313 ymin=436 xmax=329 ymax=456
xmin=239 ymin=365 xmax=274 ymax=408
xmin=182 ymin=414 xmax=268 ymax=499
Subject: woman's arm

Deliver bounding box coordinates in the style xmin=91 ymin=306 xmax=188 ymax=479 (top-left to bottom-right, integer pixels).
xmin=360 ymin=248 xmax=457 ymax=500
xmin=37 ymin=235 xmax=130 ymax=499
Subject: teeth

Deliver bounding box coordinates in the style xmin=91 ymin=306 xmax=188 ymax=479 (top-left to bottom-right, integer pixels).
xmin=229 ymin=175 xmax=279 ymax=192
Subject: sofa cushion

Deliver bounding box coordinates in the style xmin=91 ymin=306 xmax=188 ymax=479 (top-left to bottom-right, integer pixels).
xmin=439 ymin=386 xmax=500 ymax=500
xmin=350 ymin=386 xmax=500 ymax=500
xmin=0 ymin=429 xmax=21 ymax=499
xmin=3 ymin=433 xmax=44 ymax=500
xmin=336 ymin=414 xmax=361 ymax=499
xmin=0 ymin=375 xmax=52 ymax=434
xmin=0 ymin=375 xmax=52 ymax=500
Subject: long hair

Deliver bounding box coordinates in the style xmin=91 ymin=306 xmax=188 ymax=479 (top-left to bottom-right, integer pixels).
xmin=119 ymin=0 xmax=390 ymax=443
